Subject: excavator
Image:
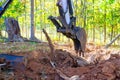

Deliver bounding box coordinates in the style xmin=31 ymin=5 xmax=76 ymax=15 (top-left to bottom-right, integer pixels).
xmin=0 ymin=0 xmax=87 ymax=57
xmin=48 ymin=0 xmax=87 ymax=57
xmin=0 ymin=0 xmax=12 ymax=17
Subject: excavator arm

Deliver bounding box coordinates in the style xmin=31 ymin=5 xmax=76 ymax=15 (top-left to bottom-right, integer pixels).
xmin=0 ymin=0 xmax=13 ymax=17
xmin=48 ymin=0 xmax=87 ymax=57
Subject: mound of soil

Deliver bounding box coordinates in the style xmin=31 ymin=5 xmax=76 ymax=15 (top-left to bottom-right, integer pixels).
xmin=6 ymin=49 xmax=119 ymax=80
xmin=14 ymin=49 xmax=85 ymax=79
xmin=0 ymin=43 xmax=120 ymax=80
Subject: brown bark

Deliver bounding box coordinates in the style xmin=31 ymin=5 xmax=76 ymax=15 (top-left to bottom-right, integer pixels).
xmin=43 ymin=29 xmax=55 ymax=53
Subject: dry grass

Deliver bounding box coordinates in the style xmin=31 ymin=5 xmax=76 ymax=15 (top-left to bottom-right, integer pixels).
xmin=0 ymin=42 xmax=50 ymax=53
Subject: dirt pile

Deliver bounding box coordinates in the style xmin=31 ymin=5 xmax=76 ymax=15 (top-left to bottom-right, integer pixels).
xmin=62 ymin=54 xmax=120 ymax=80
xmin=10 ymin=49 xmax=119 ymax=80
xmin=0 ymin=43 xmax=120 ymax=80
xmin=13 ymin=49 xmax=88 ymax=79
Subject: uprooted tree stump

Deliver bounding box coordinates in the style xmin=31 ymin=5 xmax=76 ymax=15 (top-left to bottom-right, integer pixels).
xmin=43 ymin=29 xmax=89 ymax=66
xmin=43 ymin=29 xmax=89 ymax=79
xmin=5 ymin=18 xmax=27 ymax=42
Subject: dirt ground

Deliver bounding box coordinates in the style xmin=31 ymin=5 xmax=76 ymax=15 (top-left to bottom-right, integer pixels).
xmin=0 ymin=42 xmax=120 ymax=80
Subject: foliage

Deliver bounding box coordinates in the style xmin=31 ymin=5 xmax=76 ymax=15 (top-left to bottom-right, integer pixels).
xmin=0 ymin=0 xmax=25 ymax=32
xmin=0 ymin=0 xmax=120 ymax=44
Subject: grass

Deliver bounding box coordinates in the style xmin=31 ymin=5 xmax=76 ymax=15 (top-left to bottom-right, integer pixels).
xmin=0 ymin=42 xmax=50 ymax=53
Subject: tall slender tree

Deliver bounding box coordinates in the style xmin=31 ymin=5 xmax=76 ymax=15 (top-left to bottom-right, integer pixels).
xmin=92 ymin=0 xmax=95 ymax=42
xmin=30 ymin=0 xmax=40 ymax=42
xmin=104 ymin=0 xmax=106 ymax=43
xmin=83 ymin=0 xmax=87 ymax=28
xmin=30 ymin=0 xmax=35 ymax=39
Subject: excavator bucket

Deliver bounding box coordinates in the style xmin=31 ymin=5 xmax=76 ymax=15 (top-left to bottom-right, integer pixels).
xmin=48 ymin=0 xmax=87 ymax=57
xmin=48 ymin=16 xmax=87 ymax=57
xmin=61 ymin=26 xmax=87 ymax=57
xmin=72 ymin=27 xmax=87 ymax=57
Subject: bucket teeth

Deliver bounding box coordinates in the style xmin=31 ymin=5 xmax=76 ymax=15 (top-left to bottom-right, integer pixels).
xmin=48 ymin=15 xmax=87 ymax=57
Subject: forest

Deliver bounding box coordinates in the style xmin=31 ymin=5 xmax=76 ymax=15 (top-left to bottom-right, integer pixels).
xmin=0 ymin=0 xmax=120 ymax=80
xmin=0 ymin=0 xmax=119 ymax=44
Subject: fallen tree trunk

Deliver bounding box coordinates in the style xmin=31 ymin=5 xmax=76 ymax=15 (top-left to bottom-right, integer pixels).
xmin=104 ymin=34 xmax=120 ymax=49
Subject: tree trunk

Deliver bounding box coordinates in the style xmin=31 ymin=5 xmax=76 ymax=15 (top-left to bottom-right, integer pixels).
xmin=92 ymin=0 xmax=95 ymax=42
xmin=24 ymin=0 xmax=27 ymax=37
xmin=30 ymin=0 xmax=35 ymax=39
xmin=104 ymin=34 xmax=120 ymax=49
xmin=43 ymin=29 xmax=55 ymax=55
xmin=30 ymin=0 xmax=41 ymax=42
xmin=0 ymin=30 xmax=2 ymax=36
xmin=110 ymin=11 xmax=113 ymax=41
xmin=5 ymin=18 xmax=26 ymax=42
xmin=83 ymin=0 xmax=87 ymax=28
xmin=111 ymin=26 xmax=113 ymax=41
xmin=104 ymin=1 xmax=106 ymax=43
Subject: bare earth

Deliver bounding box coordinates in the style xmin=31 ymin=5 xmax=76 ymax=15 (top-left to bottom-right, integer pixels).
xmin=0 ymin=42 xmax=120 ymax=80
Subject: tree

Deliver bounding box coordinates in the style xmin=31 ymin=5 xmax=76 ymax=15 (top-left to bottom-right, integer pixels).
xmin=30 ymin=0 xmax=35 ymax=40
xmin=104 ymin=34 xmax=120 ymax=48
xmin=30 ymin=0 xmax=41 ymax=42
xmin=5 ymin=18 xmax=26 ymax=42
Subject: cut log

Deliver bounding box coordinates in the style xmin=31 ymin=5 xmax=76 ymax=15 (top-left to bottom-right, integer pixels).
xmin=104 ymin=34 xmax=120 ymax=49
